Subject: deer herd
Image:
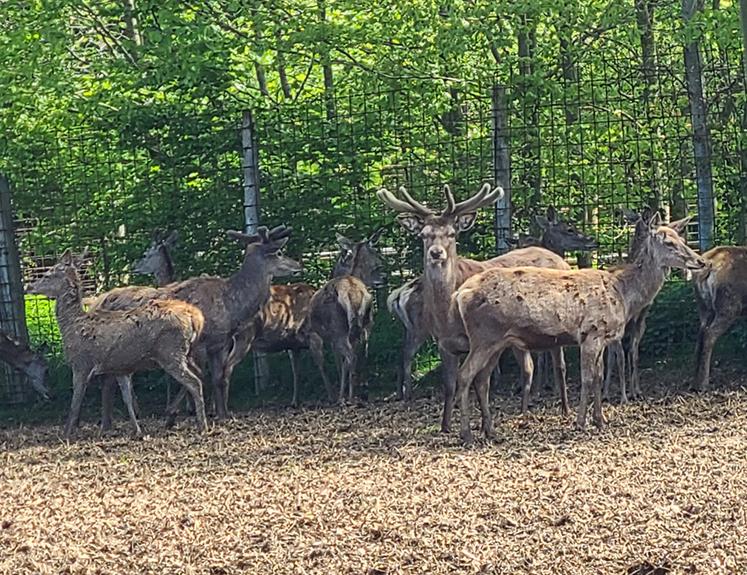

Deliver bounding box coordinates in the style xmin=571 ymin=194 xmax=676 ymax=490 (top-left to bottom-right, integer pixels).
xmin=8 ymin=183 xmax=747 ymax=443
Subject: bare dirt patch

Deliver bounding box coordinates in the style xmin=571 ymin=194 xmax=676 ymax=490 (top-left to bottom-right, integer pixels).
xmin=2 ymin=383 xmax=747 ymax=574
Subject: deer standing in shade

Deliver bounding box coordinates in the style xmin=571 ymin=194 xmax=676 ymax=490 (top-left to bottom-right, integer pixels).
xmin=389 ymin=205 xmax=596 ymax=402
xmin=28 ymin=249 xmax=208 ymax=438
xmin=377 ymin=183 xmax=572 ymax=432
xmin=452 ymin=214 xmax=705 ymax=443
xmin=691 ymin=246 xmax=747 ymax=391
xmin=87 ymin=225 xmax=301 ymax=424
xmin=304 ymin=228 xmax=386 ymax=403
xmin=603 ymin=210 xmax=691 ymax=403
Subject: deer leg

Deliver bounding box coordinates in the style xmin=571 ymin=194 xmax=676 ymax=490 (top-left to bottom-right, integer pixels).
xmin=628 ymin=315 xmax=647 ymax=399
xmin=65 ymin=371 xmax=91 ymax=439
xmin=615 ymin=342 xmax=626 ymax=405
xmin=162 ymin=361 xmax=208 ymax=432
xmin=165 ymin=386 xmax=188 ymax=427
xmin=288 ymin=350 xmax=300 ymax=407
xmin=100 ymin=375 xmax=116 ymax=432
xmin=116 ymin=375 xmax=142 ymax=437
xmin=576 ymin=346 xmax=594 ymax=430
xmin=550 ymin=347 xmax=569 ymax=416
xmin=694 ymin=314 xmax=734 ymax=391
xmin=399 ymin=329 xmax=419 ymax=401
xmin=474 ymin=356 xmax=500 ymax=440
xmin=440 ymin=347 xmax=459 ymax=434
xmin=515 ymin=348 xmax=535 ymax=414
xmin=457 ymin=343 xmax=503 ymax=445
xmin=309 ymin=332 xmax=334 ymax=402
xmin=603 ymin=345 xmax=615 ymax=402
xmin=208 ymin=351 xmax=230 ymax=420
xmin=591 ymin=346 xmax=607 ymax=429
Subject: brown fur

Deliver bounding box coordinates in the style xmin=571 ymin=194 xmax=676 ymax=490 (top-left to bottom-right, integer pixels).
xmin=378 ymin=183 xmax=570 ymax=432
xmin=692 ymin=246 xmax=747 ymax=390
xmin=28 ymin=250 xmax=208 ymax=438
xmin=305 ymin=229 xmax=384 ymax=403
xmin=453 ymin=221 xmax=706 ymax=442
xmin=0 ymin=332 xmax=50 ymax=399
xmin=86 ymin=226 xmax=299 ymax=420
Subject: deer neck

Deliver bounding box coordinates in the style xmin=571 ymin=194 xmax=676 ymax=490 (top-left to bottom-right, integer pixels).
xmin=154 ymin=251 xmax=175 ymax=286
xmin=54 ymin=278 xmax=86 ymax=335
xmin=612 ymin=247 xmax=667 ymax=320
xmin=422 ymin=253 xmax=461 ymax=337
xmin=229 ymin=248 xmax=272 ymax=310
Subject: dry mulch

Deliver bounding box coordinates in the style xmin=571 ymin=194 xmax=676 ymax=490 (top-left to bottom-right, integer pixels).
xmin=1 ymin=373 xmax=747 ymax=574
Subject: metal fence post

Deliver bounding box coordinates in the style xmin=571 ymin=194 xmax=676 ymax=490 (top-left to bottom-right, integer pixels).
xmin=492 ymin=84 xmax=512 ymax=255
xmin=0 ymin=174 xmax=29 ymax=403
xmin=241 ymin=111 xmax=270 ymax=394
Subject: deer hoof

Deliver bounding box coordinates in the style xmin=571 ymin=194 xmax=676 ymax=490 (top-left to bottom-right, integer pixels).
xmin=459 ymin=429 xmax=474 ymax=445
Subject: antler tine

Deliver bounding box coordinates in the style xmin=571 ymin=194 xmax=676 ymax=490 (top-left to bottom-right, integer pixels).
xmin=442 ymin=184 xmax=456 ymax=215
xmin=376 ymin=187 xmax=432 ymax=217
xmin=268 ymin=224 xmax=292 ymax=241
xmin=451 ymin=183 xmax=504 ymax=216
xmin=396 ymin=186 xmax=434 ymax=217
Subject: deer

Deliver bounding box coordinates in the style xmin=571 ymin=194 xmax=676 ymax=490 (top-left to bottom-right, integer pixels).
xmin=87 ymin=225 xmax=301 ymax=423
xmin=377 ymin=183 xmax=572 ymax=433
xmin=388 ymin=205 xmax=596 ymax=402
xmin=99 ymin=229 xmax=180 ymax=429
xmin=304 ymin=228 xmax=386 ymax=404
xmin=130 ymin=230 xmax=316 ymax=410
xmin=691 ymin=246 xmax=747 ymax=391
xmin=452 ymin=213 xmax=706 ymax=443
xmin=603 ymin=209 xmax=691 ymax=403
xmin=27 ymin=249 xmax=208 ymax=438
xmin=0 ymin=331 xmax=51 ymax=400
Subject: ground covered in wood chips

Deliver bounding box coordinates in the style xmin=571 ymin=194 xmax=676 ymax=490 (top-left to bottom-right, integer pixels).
xmin=2 ymin=368 xmax=747 ymax=575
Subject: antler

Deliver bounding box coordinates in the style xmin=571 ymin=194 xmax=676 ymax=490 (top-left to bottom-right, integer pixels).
xmin=447 ymin=183 xmax=504 ymax=217
xmin=376 ymin=186 xmax=433 ymax=217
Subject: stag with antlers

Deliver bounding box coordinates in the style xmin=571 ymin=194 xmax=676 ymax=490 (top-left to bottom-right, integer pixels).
xmin=377 ymin=183 xmax=572 ymax=432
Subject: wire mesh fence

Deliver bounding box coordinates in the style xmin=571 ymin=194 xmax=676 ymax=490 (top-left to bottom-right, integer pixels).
xmin=0 ymin=45 xmax=745 ymax=403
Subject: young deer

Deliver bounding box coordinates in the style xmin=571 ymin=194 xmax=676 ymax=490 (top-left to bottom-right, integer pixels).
xmin=453 ymin=214 xmax=705 ymax=443
xmin=28 ymin=249 xmax=208 ymax=438
xmin=304 ymin=228 xmax=386 ymax=403
xmin=88 ymin=225 xmax=301 ymax=422
xmin=99 ymin=229 xmax=180 ymax=430
xmin=692 ymin=246 xmax=747 ymax=390
xmin=377 ymin=183 xmax=571 ymax=432
xmin=0 ymin=332 xmax=50 ymax=400
xmin=603 ymin=210 xmax=691 ymax=403
xmin=389 ymin=206 xmax=596 ymax=402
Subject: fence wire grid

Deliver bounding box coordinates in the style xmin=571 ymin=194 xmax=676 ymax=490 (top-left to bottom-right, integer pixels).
xmin=0 ymin=45 xmax=745 ymax=403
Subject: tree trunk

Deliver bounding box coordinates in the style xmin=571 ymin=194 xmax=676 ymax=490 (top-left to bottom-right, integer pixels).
xmin=276 ymin=29 xmax=291 ymax=99
xmin=122 ymin=0 xmax=142 ymax=46
xmin=518 ymin=19 xmax=541 ymax=231
xmin=317 ymin=0 xmax=336 ymax=121
xmin=739 ymin=0 xmax=747 ymax=243
xmin=683 ymin=0 xmax=715 ymax=250
xmin=252 ymin=8 xmax=270 ymax=98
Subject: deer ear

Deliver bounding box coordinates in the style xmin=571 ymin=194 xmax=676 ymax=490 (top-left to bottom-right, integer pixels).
xmin=648 ymin=211 xmax=662 ymax=228
xmin=667 ymin=216 xmax=692 ymax=236
xmin=336 ymin=232 xmax=354 ymax=249
xmin=163 ymin=230 xmax=179 ymax=247
xmin=367 ymin=226 xmax=386 ymax=246
xmin=455 ymin=212 xmax=477 ymax=232
xmin=546 ymin=206 xmax=558 ymax=223
xmin=535 ymin=215 xmax=550 ymax=230
xmin=396 ymin=214 xmax=424 ymax=235
xmin=59 ymin=249 xmax=74 ymax=265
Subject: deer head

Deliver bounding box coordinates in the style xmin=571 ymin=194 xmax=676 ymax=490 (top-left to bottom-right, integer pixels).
xmin=332 ymin=226 xmax=387 ymax=288
xmin=132 ymin=229 xmax=178 ymax=277
xmin=227 ymin=225 xmax=302 ymax=278
xmin=377 ymin=183 xmax=504 ymax=268
xmin=28 ymin=249 xmax=87 ymax=299
xmin=535 ymin=206 xmax=597 ymax=254
xmin=638 ymin=213 xmax=706 ymax=271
